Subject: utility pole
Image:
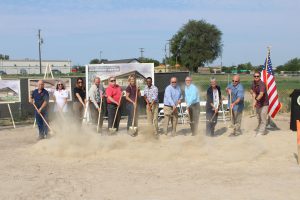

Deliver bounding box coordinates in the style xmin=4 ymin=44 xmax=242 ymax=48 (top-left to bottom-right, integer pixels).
xmin=99 ymin=51 xmax=103 ymax=63
xmin=139 ymin=48 xmax=144 ymax=59
xmin=38 ymin=29 xmax=43 ymax=74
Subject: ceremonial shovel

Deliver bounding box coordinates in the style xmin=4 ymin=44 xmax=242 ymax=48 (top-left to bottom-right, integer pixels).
xmin=129 ymin=86 xmax=139 ymax=136
xmin=108 ymin=94 xmax=123 ymax=134
xmin=96 ymin=95 xmax=103 ymax=133
xmin=33 ymin=103 xmax=54 ymax=133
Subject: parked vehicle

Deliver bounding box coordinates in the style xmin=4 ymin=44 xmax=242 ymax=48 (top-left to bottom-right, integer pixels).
xmin=51 ymin=69 xmax=62 ymax=74
xmin=0 ymin=70 xmax=7 ymax=75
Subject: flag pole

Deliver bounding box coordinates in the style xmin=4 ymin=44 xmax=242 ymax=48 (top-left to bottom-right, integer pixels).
xmin=264 ymin=46 xmax=271 ymax=90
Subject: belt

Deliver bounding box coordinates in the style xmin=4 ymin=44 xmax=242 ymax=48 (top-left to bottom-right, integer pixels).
xmin=164 ymin=105 xmax=173 ymax=108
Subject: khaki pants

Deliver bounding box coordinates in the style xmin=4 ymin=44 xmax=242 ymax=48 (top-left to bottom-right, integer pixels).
xmin=232 ymin=111 xmax=243 ymax=134
xmin=256 ymin=105 xmax=268 ymax=133
xmin=146 ymin=103 xmax=159 ymax=134
xmin=163 ymin=106 xmax=178 ymax=135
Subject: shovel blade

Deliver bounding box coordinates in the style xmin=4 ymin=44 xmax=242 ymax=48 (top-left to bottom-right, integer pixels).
xmin=109 ymin=128 xmax=117 ymax=133
xmin=129 ymin=126 xmax=138 ymax=135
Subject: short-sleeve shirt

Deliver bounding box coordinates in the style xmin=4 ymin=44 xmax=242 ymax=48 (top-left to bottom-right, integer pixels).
xmin=73 ymin=87 xmax=86 ymax=102
xmin=126 ymin=85 xmax=137 ymax=102
xmin=226 ymin=83 xmax=244 ymax=112
xmin=251 ymin=80 xmax=269 ymax=108
xmin=144 ymin=85 xmax=158 ymax=103
xmin=54 ymin=90 xmax=68 ymax=112
xmin=106 ymin=84 xmax=122 ymax=104
xmin=31 ymin=88 xmax=49 ymax=110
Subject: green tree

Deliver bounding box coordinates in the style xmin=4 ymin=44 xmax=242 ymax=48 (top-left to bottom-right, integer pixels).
xmin=275 ymin=58 xmax=300 ymax=72
xmin=89 ymin=58 xmax=100 ymax=64
xmin=170 ymin=19 xmax=223 ymax=72
xmin=139 ymin=57 xmax=160 ymax=66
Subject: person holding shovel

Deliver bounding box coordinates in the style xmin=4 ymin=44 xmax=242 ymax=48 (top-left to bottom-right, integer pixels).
xmin=144 ymin=77 xmax=159 ymax=135
xmin=73 ymin=78 xmax=86 ymax=126
xmin=206 ymin=77 xmax=221 ymax=136
xmin=30 ymin=80 xmax=50 ymax=140
xmin=163 ymin=77 xmax=182 ymax=136
xmin=226 ymin=75 xmax=244 ymax=136
xmin=106 ymin=76 xmax=122 ymax=133
xmin=185 ymin=76 xmax=200 ymax=136
xmin=126 ymin=75 xmax=141 ymax=136
xmin=89 ymin=77 xmax=105 ymax=132
xmin=250 ymin=71 xmax=269 ymax=135
xmin=53 ymin=80 xmax=68 ymax=115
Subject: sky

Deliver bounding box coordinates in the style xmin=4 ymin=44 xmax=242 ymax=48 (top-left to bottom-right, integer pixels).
xmin=0 ymin=0 xmax=299 ymax=67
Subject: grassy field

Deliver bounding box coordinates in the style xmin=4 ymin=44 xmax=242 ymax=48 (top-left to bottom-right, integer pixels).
xmin=191 ymin=73 xmax=299 ymax=112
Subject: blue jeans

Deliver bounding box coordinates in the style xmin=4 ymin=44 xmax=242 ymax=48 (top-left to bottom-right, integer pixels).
xmin=35 ymin=111 xmax=49 ymax=138
xmin=126 ymin=103 xmax=138 ymax=130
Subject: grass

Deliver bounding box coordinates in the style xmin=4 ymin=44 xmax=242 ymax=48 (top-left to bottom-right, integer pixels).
xmin=191 ymin=73 xmax=299 ymax=113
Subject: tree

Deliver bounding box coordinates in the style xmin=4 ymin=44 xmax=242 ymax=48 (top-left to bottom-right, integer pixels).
xmin=275 ymin=58 xmax=300 ymax=72
xmin=138 ymin=57 xmax=160 ymax=67
xmin=90 ymin=59 xmax=100 ymax=64
xmin=170 ymin=19 xmax=223 ymax=72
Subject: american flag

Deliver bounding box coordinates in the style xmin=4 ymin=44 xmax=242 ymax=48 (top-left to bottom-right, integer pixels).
xmin=261 ymin=50 xmax=282 ymax=118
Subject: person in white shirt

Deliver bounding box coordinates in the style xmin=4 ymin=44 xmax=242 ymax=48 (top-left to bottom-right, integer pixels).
xmin=53 ymin=80 xmax=68 ymax=113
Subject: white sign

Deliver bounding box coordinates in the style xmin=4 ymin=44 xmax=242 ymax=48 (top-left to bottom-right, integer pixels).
xmin=86 ymin=63 xmax=154 ymax=91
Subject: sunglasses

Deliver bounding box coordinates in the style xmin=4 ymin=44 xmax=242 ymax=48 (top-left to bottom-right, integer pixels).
xmin=110 ymin=80 xmax=116 ymax=82
xmin=232 ymin=80 xmax=239 ymax=83
xmin=171 ymin=82 xmax=177 ymax=83
xmin=254 ymin=76 xmax=260 ymax=78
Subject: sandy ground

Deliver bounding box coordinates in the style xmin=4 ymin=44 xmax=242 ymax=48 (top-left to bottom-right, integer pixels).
xmin=0 ymin=113 xmax=300 ymax=200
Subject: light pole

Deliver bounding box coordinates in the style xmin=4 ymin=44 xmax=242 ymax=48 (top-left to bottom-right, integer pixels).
xmin=38 ymin=29 xmax=43 ymax=74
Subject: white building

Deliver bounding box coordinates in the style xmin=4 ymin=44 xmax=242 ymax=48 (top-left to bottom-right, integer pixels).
xmin=0 ymin=59 xmax=71 ymax=74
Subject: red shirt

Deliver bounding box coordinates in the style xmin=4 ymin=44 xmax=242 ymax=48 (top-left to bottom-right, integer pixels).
xmin=106 ymin=84 xmax=122 ymax=104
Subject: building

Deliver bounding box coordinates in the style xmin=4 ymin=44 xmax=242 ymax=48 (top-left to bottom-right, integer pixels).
xmin=0 ymin=59 xmax=71 ymax=74
xmin=102 ymin=70 xmax=146 ymax=88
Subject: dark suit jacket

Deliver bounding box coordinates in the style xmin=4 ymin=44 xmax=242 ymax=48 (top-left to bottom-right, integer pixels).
xmin=206 ymin=85 xmax=221 ymax=112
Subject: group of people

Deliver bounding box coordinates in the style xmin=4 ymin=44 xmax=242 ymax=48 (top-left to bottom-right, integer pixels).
xmin=30 ymin=72 xmax=270 ymax=140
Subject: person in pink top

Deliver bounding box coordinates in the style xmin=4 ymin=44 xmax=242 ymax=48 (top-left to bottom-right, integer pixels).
xmin=105 ymin=76 xmax=122 ymax=132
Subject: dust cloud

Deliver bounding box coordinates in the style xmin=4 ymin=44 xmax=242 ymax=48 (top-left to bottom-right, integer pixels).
xmin=30 ymin=115 xmax=268 ymax=164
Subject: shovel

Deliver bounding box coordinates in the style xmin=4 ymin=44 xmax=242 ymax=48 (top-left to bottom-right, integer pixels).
xmin=229 ymin=92 xmax=233 ymax=121
xmin=33 ymin=103 xmax=54 ymax=133
xmin=96 ymin=96 xmax=103 ymax=133
xmin=108 ymin=94 xmax=122 ymax=134
xmin=129 ymin=86 xmax=139 ymax=136
xmin=209 ymin=111 xmax=218 ymax=123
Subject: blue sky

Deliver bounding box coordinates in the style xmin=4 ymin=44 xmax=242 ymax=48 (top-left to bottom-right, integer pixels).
xmin=0 ymin=0 xmax=299 ymax=66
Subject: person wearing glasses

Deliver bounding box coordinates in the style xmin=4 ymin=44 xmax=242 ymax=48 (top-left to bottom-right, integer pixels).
xmin=206 ymin=77 xmax=221 ymax=136
xmin=30 ymin=80 xmax=49 ymax=140
xmin=163 ymin=77 xmax=182 ymax=136
xmin=184 ymin=76 xmax=200 ymax=136
xmin=53 ymin=80 xmax=68 ymax=115
xmin=250 ymin=71 xmax=269 ymax=135
xmin=144 ymin=77 xmax=159 ymax=135
xmin=89 ymin=77 xmax=106 ymax=131
xmin=73 ymin=78 xmax=86 ymax=125
xmin=106 ymin=76 xmax=122 ymax=132
xmin=226 ymin=75 xmax=244 ymax=136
